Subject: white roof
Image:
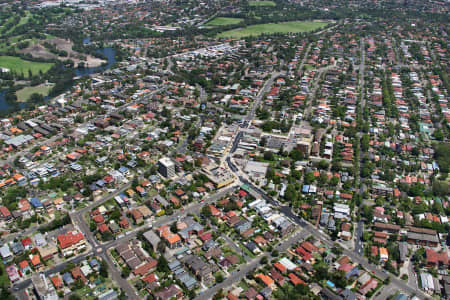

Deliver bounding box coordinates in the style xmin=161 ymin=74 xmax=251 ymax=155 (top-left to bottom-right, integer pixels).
xmin=279 ymin=257 xmax=297 ymax=271
xmin=81 ymin=265 xmax=93 ymax=276
xmin=0 ymin=245 xmax=12 ymax=258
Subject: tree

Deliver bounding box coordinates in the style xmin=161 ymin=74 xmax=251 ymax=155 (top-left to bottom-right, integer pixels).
xmin=331 ymin=270 xmax=348 ymax=288
xmin=213 ymin=289 xmax=224 ymax=300
xmin=260 ymin=256 xmax=268 ymax=264
xmin=314 ymin=264 xmax=329 ymax=281
xmin=109 ymin=209 xmax=121 ymax=222
xmin=432 ymin=129 xmax=444 ymax=141
xmin=157 ymin=255 xmax=169 ymax=273
xmin=201 ymin=205 xmax=212 ymax=218
xmin=170 ymin=222 xmax=178 ymax=233
xmin=433 ymin=180 xmax=449 ymax=197
xmin=29 ymin=93 xmax=44 ymax=104
xmin=362 ymin=205 xmax=373 ymax=222
xmin=318 ymin=173 xmax=328 ymax=185
xmin=284 ymin=184 xmax=297 ymax=203
xmin=330 ymin=176 xmax=339 ymax=186
xmin=215 ymin=272 xmax=225 ymax=283
xmin=263 ymin=151 xmax=274 ymax=161
xmin=259 ymin=137 xmax=267 ymax=147
xmin=132 ymin=177 xmax=139 ymax=189
xmin=362 ymin=231 xmax=370 ymax=242
xmin=434 ymin=143 xmax=450 ymax=174
xmin=289 ymin=149 xmax=304 ymax=161
xmin=0 ymin=285 xmax=14 ymax=300
xmin=304 ymin=172 xmax=315 ymax=184
xmin=157 ymin=240 xmax=166 ymax=254
xmin=318 ymin=160 xmax=329 ymax=170
xmin=102 ymin=231 xmax=114 ymax=241
xmin=99 ymin=259 xmax=108 ymax=278
xmin=121 ymin=266 xmax=131 ymax=278
xmin=89 ymin=220 xmax=96 ymax=231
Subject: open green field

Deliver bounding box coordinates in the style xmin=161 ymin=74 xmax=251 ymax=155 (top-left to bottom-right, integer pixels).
xmin=0 ymin=56 xmax=54 ymax=76
xmin=249 ymin=0 xmax=276 ymax=6
xmin=206 ymin=17 xmax=244 ymax=26
xmin=217 ymin=21 xmax=330 ymax=38
xmin=16 ymin=84 xmax=53 ymax=102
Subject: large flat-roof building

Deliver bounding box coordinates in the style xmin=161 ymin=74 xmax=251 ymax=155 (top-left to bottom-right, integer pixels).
xmin=201 ymin=166 xmax=235 ymax=189
xmin=32 ymin=273 xmax=58 ymax=300
xmin=158 ymin=157 xmax=175 ymax=178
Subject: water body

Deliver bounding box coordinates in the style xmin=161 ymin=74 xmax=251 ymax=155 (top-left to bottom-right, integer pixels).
xmin=0 ymin=90 xmax=26 ymax=112
xmin=0 ymin=47 xmax=116 ymax=111
xmin=74 ymin=47 xmax=116 ymax=77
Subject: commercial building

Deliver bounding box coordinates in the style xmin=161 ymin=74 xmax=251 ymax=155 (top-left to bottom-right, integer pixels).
xmin=201 ymin=166 xmax=235 ymax=188
xmin=57 ymin=231 xmax=86 ymax=257
xmin=158 ymin=157 xmax=176 ymax=178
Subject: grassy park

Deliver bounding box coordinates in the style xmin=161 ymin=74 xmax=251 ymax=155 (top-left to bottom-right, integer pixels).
xmin=206 ymin=17 xmax=244 ymax=26
xmin=249 ymin=1 xmax=276 ymax=6
xmin=217 ymin=21 xmax=330 ymax=38
xmin=16 ymin=84 xmax=53 ymax=102
xmin=0 ymin=56 xmax=54 ymax=77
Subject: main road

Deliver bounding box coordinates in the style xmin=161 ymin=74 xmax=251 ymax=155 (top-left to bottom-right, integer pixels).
xmin=245 ymin=71 xmax=281 ymax=128
xmin=355 ymin=36 xmax=366 ymax=256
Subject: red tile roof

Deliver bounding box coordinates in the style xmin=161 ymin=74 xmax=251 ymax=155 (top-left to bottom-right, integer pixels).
xmin=288 ymin=273 xmax=305 ymax=285
xmin=273 ymin=262 xmax=286 ymax=273
xmin=57 ymin=231 xmax=84 ymax=249
xmin=51 ymin=276 xmax=63 ymax=288
xmin=0 ymin=206 xmax=11 ymax=218
xmin=426 ymin=248 xmax=449 ymax=265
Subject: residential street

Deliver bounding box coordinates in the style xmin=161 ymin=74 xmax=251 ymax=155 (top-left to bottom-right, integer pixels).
xmin=194 ymin=228 xmax=309 ymax=300
xmin=12 ymin=184 xmax=238 ymax=297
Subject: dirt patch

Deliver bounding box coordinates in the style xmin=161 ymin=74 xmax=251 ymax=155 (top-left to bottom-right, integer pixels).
xmin=19 ymin=44 xmax=58 ymax=60
xmin=20 ymin=38 xmax=106 ymax=68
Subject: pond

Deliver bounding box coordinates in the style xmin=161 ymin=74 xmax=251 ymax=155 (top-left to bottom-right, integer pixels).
xmin=74 ymin=47 xmax=116 ymax=77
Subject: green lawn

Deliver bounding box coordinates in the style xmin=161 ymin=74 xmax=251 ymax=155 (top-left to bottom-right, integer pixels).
xmin=217 ymin=21 xmax=330 ymax=38
xmin=206 ymin=17 xmax=244 ymax=26
xmin=249 ymin=0 xmax=276 ymax=6
xmin=5 ymin=11 xmax=31 ymax=34
xmin=16 ymin=84 xmax=53 ymax=102
xmin=0 ymin=56 xmax=54 ymax=76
